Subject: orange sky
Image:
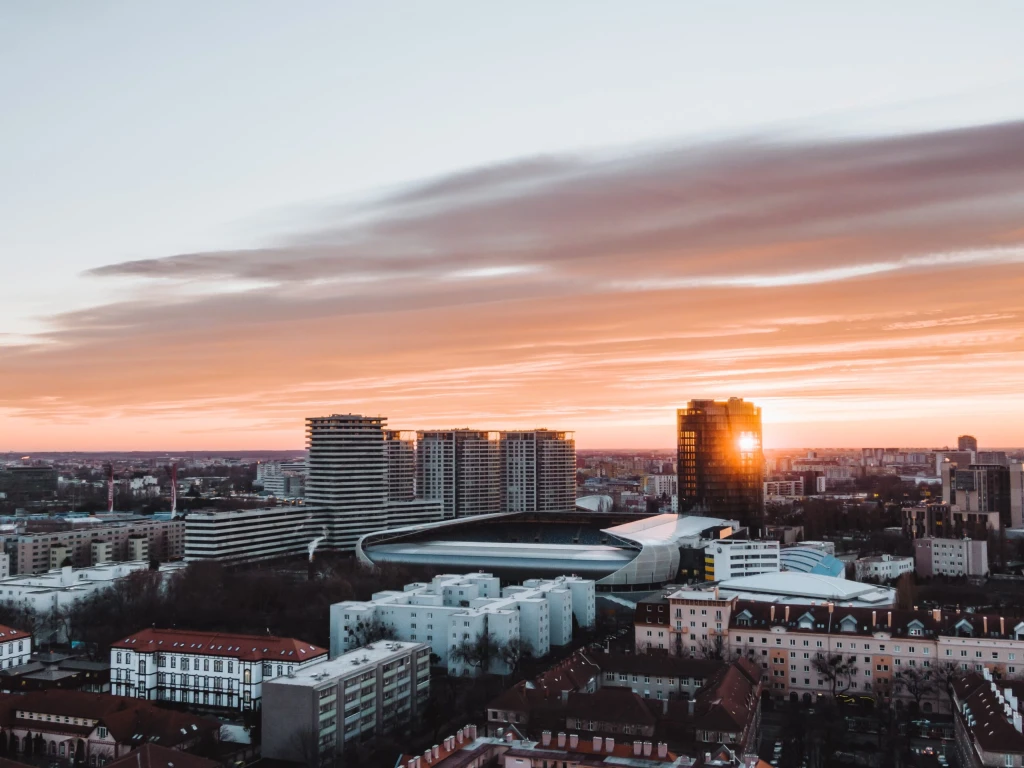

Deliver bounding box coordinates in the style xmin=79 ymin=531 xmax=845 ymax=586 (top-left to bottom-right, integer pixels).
xmin=3 ymin=122 xmax=1024 ymax=451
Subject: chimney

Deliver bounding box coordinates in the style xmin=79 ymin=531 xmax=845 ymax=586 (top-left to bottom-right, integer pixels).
xmin=658 ymin=743 xmax=668 ymax=758
xmin=872 ymin=610 xmax=876 ymax=627
xmin=662 ymin=698 xmax=669 ymax=715
xmin=558 ymin=732 xmax=566 ymax=748
xmin=770 ymin=605 xmax=775 ymax=621
xmin=542 ymin=731 xmax=551 ymax=747
xmin=605 ymin=738 xmax=615 ymax=753
xmin=423 ymin=750 xmax=432 ymax=764
xmin=432 ymin=746 xmax=440 ymax=759
xmin=634 ymin=741 xmax=643 ymax=756
xmin=887 ymin=611 xmax=892 ymax=628
xmin=932 ymin=608 xmax=941 ymax=622
xmin=504 ymin=732 xmax=513 ymax=743
xmin=688 ymin=699 xmax=695 ymax=715
xmin=1001 ymin=616 xmax=1006 ymax=635
xmin=984 ymin=616 xmax=989 ymax=634
xmin=593 ymin=737 xmax=603 ymax=752
xmin=469 ymin=724 xmax=478 ymax=740
xmin=408 ymin=760 xmax=416 ymax=768
xmin=457 ymin=729 xmax=464 ymax=744
xmin=643 ymin=741 xmax=653 ymax=757
xmin=828 ymin=602 xmax=834 ymax=614
xmin=569 ymin=734 xmax=579 ymax=749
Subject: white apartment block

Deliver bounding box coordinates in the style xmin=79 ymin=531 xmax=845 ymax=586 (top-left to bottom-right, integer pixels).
xmin=0 ymin=622 xmax=32 ymax=670
xmin=417 ymin=430 xmax=502 ymax=518
xmin=330 ymin=574 xmax=595 ymax=676
xmin=501 ymin=430 xmax=576 ymax=513
xmin=185 ymin=506 xmax=332 ymax=564
xmin=262 ymin=641 xmax=431 ymax=763
xmin=915 ymin=537 xmax=989 ymax=578
xmin=644 ymin=474 xmax=679 ymax=498
xmin=704 ymin=540 xmax=780 ymax=581
xmin=853 ymin=554 xmax=914 ymax=582
xmin=109 ymin=628 xmax=327 ymax=710
xmin=764 ymin=479 xmax=804 ymax=498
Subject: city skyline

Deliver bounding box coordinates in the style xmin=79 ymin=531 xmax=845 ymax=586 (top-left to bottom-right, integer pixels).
xmin=3 ymin=4 xmax=1024 ymax=451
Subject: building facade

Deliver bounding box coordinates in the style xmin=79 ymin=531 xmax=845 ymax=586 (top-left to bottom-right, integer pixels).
xmin=262 ymin=641 xmax=431 ymax=763
xmin=677 ymin=399 xmax=764 ymax=532
xmin=943 ymin=463 xmax=1014 ymax=527
xmin=704 ymin=540 xmax=779 ymax=582
xmin=853 ymin=554 xmax=914 ymax=582
xmin=330 ymin=574 xmax=595 ymax=676
xmin=902 ymin=503 xmax=998 ymax=541
xmin=952 ymin=669 xmax=1024 ymax=768
xmin=500 ymin=430 xmax=576 ymax=513
xmin=915 ymin=537 xmax=989 ymax=578
xmin=109 ymin=628 xmax=327 ymax=710
xmin=417 ymin=430 xmax=502 ymax=518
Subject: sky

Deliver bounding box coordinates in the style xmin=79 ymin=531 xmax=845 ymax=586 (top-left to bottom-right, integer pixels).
xmin=2 ymin=1 xmax=1024 ymax=451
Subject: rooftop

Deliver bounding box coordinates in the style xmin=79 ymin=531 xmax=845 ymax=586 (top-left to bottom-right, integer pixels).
xmin=677 ymin=572 xmax=895 ymax=606
xmin=111 ymin=628 xmax=327 ymax=663
xmin=266 ymin=641 xmax=428 ymax=688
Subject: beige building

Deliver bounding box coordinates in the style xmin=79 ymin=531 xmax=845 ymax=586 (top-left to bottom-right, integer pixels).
xmin=10 ymin=519 xmax=184 ymax=574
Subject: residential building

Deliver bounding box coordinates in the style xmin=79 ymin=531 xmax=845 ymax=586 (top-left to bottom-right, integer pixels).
xmin=0 ymin=624 xmax=31 ymax=671
xmin=943 ymin=463 xmax=1013 ymax=527
xmin=1012 ymin=463 xmax=1024 ymax=530
xmin=597 ymin=652 xmax=723 ymax=702
xmin=645 ymin=475 xmax=679 ymax=498
xmin=0 ymin=563 xmax=185 ymax=640
xmin=0 ymin=465 xmax=58 ymax=502
xmin=704 ymin=540 xmax=780 ymax=581
xmin=902 ymin=502 xmax=999 ymax=541
xmin=501 ymin=430 xmax=576 ymax=513
xmin=958 ymin=435 xmax=979 ymax=454
xmin=952 ymin=668 xmax=1024 ymax=767
xmin=109 ymin=628 xmax=327 ymax=710
xmin=7 ymin=519 xmax=185 ymax=575
xmin=184 ymin=506 xmax=331 ymax=564
xmin=763 ymin=479 xmax=803 ymax=498
xmin=677 ymin=399 xmax=764 ymax=532
xmin=915 ymin=537 xmax=989 ymax=578
xmin=262 ymin=641 xmax=431 ymax=762
xmin=258 ymin=459 xmax=308 ymax=498
xmin=417 ymin=429 xmax=502 ymax=518
xmin=330 ymin=574 xmax=595 ymax=676
xmin=0 ymin=690 xmax=219 ymax=765
xmin=853 ymin=554 xmax=914 ymax=582
xmin=385 ymin=430 xmax=417 ymax=501
xmin=938 ymin=451 xmax=976 ymax=476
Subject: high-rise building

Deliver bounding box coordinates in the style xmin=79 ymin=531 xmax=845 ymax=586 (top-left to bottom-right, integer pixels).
xmin=500 ymin=430 xmax=576 ymax=513
xmin=417 ymin=430 xmax=501 ymax=518
xmin=385 ymin=430 xmax=416 ymax=502
xmin=943 ymin=462 xmax=1013 ymax=528
xmin=958 ymin=434 xmax=979 ymax=453
xmin=677 ymin=398 xmax=764 ymax=531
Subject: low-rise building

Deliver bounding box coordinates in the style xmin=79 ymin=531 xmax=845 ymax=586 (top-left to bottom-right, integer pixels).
xmin=109 ymin=628 xmax=327 ymax=711
xmin=330 ymin=574 xmax=595 ymax=676
xmin=952 ymin=668 xmax=1024 ymax=767
xmin=0 ymin=624 xmax=31 ymax=672
xmin=262 ymin=640 xmax=431 ymax=763
xmin=915 ymin=537 xmax=989 ymax=578
xmin=0 ymin=690 xmax=220 ymax=765
xmin=704 ymin=541 xmax=780 ymax=582
xmin=763 ymin=480 xmax=804 ymax=498
xmin=853 ymin=554 xmax=914 ymax=582
xmin=0 ymin=651 xmax=107 ymax=693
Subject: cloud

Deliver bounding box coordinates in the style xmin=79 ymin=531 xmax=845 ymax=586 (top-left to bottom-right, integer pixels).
xmin=3 ymin=120 xmax=1024 ymax=449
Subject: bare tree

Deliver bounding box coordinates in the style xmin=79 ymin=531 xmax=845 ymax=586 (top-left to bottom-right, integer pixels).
xmin=893 ymin=665 xmax=935 ymax=712
xmin=349 ymin=616 xmax=396 ymax=647
xmin=812 ymin=653 xmax=858 ymax=699
xmin=499 ymin=637 xmax=532 ymax=681
xmin=450 ymin=631 xmax=505 ymax=676
xmin=697 ymin=634 xmax=728 ymax=661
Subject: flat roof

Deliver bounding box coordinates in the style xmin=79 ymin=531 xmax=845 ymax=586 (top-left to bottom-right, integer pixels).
xmin=268 ymin=641 xmax=427 ymax=688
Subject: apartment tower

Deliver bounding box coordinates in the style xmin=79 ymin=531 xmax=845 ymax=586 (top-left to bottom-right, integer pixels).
xmin=677 ymin=398 xmax=764 ymax=532
xmin=500 ymin=430 xmax=576 ymax=513
xmin=416 ymin=430 xmax=501 ymax=518
xmin=384 ymin=430 xmax=416 ymax=502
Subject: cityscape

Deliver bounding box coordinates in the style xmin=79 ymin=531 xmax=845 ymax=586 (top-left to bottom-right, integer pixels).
xmin=3 ymin=5 xmax=1024 ymax=768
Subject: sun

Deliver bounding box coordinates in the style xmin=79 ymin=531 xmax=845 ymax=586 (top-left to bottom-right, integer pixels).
xmin=737 ymin=435 xmax=757 ymax=452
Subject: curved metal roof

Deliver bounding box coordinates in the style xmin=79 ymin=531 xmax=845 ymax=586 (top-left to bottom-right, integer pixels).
xmin=779 ymin=546 xmax=846 ymax=577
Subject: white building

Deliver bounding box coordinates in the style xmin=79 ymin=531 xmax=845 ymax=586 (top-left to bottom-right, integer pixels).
xmin=644 ymin=474 xmax=678 ymax=498
xmin=763 ymin=479 xmax=804 ymax=498
xmin=501 ymin=430 xmax=576 ymax=513
xmin=704 ymin=540 xmax=780 ymax=581
xmin=0 ymin=562 xmax=186 ymax=639
xmin=109 ymin=628 xmax=327 ymax=710
xmin=185 ymin=506 xmax=331 ymax=564
xmin=330 ymin=574 xmax=595 ymax=676
xmin=0 ymin=622 xmax=31 ymax=670
xmin=853 ymin=554 xmax=914 ymax=582
xmin=262 ymin=640 xmax=431 ymax=762
xmin=915 ymin=537 xmax=989 ymax=578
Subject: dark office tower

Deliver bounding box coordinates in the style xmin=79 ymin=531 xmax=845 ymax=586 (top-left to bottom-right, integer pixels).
xmin=958 ymin=435 xmax=978 ymax=453
xmin=677 ymin=398 xmax=764 ymax=531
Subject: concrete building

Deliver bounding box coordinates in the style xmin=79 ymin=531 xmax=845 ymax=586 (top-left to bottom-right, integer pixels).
xmin=644 ymin=475 xmax=678 ymax=498
xmin=385 ymin=430 xmax=417 ymax=502
xmin=258 ymin=459 xmax=307 ymax=499
xmin=943 ymin=463 xmax=1013 ymax=527
xmin=853 ymin=554 xmax=914 ymax=582
xmin=262 ymin=640 xmax=430 ymax=762
xmin=501 ymin=430 xmax=576 ymax=513
xmin=417 ymin=429 xmax=502 ymax=518
xmin=677 ymin=399 xmax=764 ymax=533
xmin=952 ymin=668 xmax=1024 ymax=768
xmin=8 ymin=519 xmax=185 ymax=575
xmin=902 ymin=502 xmax=999 ymax=541
xmin=109 ymin=628 xmax=327 ymax=710
xmin=704 ymin=540 xmax=780 ymax=581
xmin=185 ymin=506 xmax=330 ymax=564
xmin=938 ymin=450 xmax=976 ymax=476
xmin=0 ymin=623 xmax=31 ymax=671
xmin=1012 ymin=463 xmax=1024 ymax=530
xmin=958 ymin=435 xmax=979 ymax=454
xmin=330 ymin=574 xmax=595 ymax=676
xmin=0 ymin=562 xmax=186 ymax=640
xmin=915 ymin=537 xmax=989 ymax=578
xmin=763 ymin=479 xmax=803 ymax=498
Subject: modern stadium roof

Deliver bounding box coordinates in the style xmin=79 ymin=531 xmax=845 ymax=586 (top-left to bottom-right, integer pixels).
xmin=779 ymin=545 xmax=846 ymax=578
xmin=356 ymin=511 xmax=739 ymax=588
xmin=674 ymin=572 xmax=895 ymax=606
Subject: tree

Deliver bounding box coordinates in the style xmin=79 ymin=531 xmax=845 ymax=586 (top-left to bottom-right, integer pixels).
xmin=498 ymin=637 xmax=532 ymax=683
xmin=812 ymin=653 xmax=858 ymax=699
xmin=697 ymin=634 xmax=728 ymax=661
xmin=894 ymin=573 xmax=916 ymax=610
xmin=349 ymin=616 xmax=396 ymax=648
xmin=893 ymin=665 xmax=935 ymax=713
xmin=450 ymin=631 xmax=504 ymax=676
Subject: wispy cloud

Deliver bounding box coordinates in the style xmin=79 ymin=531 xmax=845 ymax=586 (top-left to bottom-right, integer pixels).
xmin=3 ymin=121 xmax=1024 ymax=449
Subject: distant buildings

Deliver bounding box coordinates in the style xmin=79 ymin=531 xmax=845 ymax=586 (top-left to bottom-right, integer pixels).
xmin=330 ymin=573 xmax=595 ymax=676
xmin=958 ymin=435 xmax=979 ymax=454
xmin=677 ymin=399 xmax=764 ymax=532
xmin=417 ymin=429 xmax=502 ymax=518
xmin=257 ymin=459 xmax=307 ymax=498
xmin=262 ymin=640 xmax=431 ymax=763
xmin=914 ymin=537 xmax=989 ymax=578
xmin=902 ymin=502 xmax=998 ymax=541
xmin=943 ymin=462 xmax=1015 ymax=527
xmin=7 ymin=518 xmax=184 ymax=575
xmin=109 ymin=628 xmax=327 ymax=710
xmin=0 ymin=464 xmax=58 ymax=502
xmin=852 ymin=554 xmax=914 ymax=582
xmin=763 ymin=479 xmax=803 ymax=498
xmin=703 ymin=540 xmax=780 ymax=581
xmin=644 ymin=474 xmax=678 ymax=498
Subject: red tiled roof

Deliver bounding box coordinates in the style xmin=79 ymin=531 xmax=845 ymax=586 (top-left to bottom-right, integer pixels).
xmin=111 ymin=628 xmax=326 ymax=662
xmin=566 ymin=688 xmax=656 ymax=726
xmin=953 ymin=673 xmax=1024 ymax=754
xmin=104 ymin=744 xmax=218 ymax=768
xmin=0 ymin=625 xmax=30 ymax=642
